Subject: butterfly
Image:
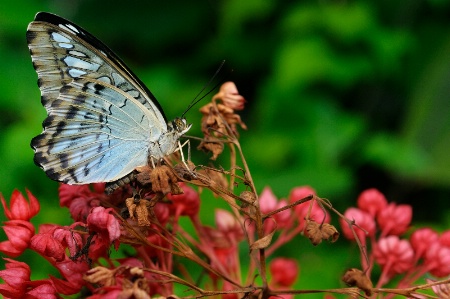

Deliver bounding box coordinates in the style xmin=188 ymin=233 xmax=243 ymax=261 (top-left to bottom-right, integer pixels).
xmin=27 ymin=12 xmax=191 ymax=185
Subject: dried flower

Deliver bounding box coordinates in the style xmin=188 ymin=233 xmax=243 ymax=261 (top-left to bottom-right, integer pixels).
xmin=342 ymin=268 xmax=373 ymax=296
xmin=305 ymin=221 xmax=339 ymax=245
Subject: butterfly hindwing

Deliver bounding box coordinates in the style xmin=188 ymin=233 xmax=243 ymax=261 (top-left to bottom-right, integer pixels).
xmin=31 ymin=77 xmax=163 ymax=183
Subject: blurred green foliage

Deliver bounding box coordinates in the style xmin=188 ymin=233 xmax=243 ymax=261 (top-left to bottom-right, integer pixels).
xmin=0 ymin=0 xmax=449 ymax=296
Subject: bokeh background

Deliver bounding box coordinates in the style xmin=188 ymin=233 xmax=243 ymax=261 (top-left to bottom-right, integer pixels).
xmin=1 ymin=0 xmax=449 ymax=297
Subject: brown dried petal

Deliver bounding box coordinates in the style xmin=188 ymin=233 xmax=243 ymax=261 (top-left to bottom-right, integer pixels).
xmin=84 ymin=266 xmax=116 ymax=286
xmin=135 ymin=199 xmax=151 ymax=226
xmin=136 ymin=165 xmax=153 ymax=186
xmin=173 ymin=161 xmax=196 ymax=181
xmin=150 ymin=165 xmax=178 ymax=194
xmin=125 ymin=197 xmax=137 ymax=220
xmin=250 ymin=229 xmax=275 ymax=250
xmin=305 ymin=221 xmax=339 ymax=246
xmin=197 ymin=140 xmax=224 ymax=160
xmin=342 ymin=268 xmax=373 ymax=296
xmin=240 ymin=191 xmax=256 ymax=207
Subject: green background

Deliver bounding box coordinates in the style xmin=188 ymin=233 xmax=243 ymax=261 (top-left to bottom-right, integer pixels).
xmin=0 ymin=0 xmax=449 ymax=297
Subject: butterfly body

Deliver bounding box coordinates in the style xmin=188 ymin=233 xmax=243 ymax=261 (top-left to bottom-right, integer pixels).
xmin=27 ymin=12 xmax=190 ymax=184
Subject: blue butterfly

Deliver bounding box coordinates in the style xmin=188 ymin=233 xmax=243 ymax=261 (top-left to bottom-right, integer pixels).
xmin=27 ymin=12 xmax=191 ymax=184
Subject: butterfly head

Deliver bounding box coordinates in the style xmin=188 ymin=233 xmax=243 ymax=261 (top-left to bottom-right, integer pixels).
xmin=169 ymin=117 xmax=191 ymax=136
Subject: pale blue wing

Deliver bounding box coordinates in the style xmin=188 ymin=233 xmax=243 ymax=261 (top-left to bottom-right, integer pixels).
xmin=31 ymin=77 xmax=166 ymax=184
xmin=27 ymin=12 xmax=173 ymax=184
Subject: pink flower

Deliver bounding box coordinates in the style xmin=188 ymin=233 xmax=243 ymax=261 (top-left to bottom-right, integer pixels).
xmin=216 ymin=209 xmax=244 ymax=243
xmin=273 ymin=199 xmax=291 ymax=228
xmin=373 ymin=236 xmax=414 ymax=278
xmin=222 ymin=280 xmax=239 ymax=299
xmin=289 ymin=186 xmax=327 ymax=230
xmin=289 ymin=186 xmax=316 ymax=203
xmin=270 ymin=258 xmax=299 ymax=287
xmin=0 ymin=220 xmax=35 ymax=257
xmin=219 ymin=82 xmax=246 ymax=111
xmin=357 ymin=188 xmax=387 ymax=217
xmin=428 ymin=279 xmax=450 ymax=298
xmin=1 ymin=189 xmax=40 ymax=221
xmin=410 ymin=228 xmax=439 ymax=260
xmin=340 ymin=208 xmax=375 ymax=242
xmin=424 ymin=243 xmax=450 ymax=277
xmin=439 ymin=230 xmax=450 ymax=247
xmin=294 ymin=201 xmax=330 ymax=231
xmin=377 ymin=203 xmax=412 ymax=236
xmin=87 ymin=207 xmax=121 ymax=243
xmin=258 ymin=188 xmax=292 ymax=231
xmin=259 ymin=187 xmax=278 ymax=214
xmin=167 ymin=183 xmax=200 ymax=218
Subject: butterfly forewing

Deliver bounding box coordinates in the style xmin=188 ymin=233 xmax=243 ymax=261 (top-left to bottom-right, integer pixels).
xmin=27 ymin=12 xmax=173 ymax=184
xmin=27 ymin=12 xmax=166 ymax=125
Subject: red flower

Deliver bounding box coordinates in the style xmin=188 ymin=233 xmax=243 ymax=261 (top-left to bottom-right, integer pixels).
xmin=25 ymin=281 xmax=57 ymax=299
xmin=410 ymin=228 xmax=439 ymax=260
xmin=87 ymin=207 xmax=121 ymax=243
xmin=1 ymin=189 xmax=39 ymax=221
xmin=424 ymin=243 xmax=450 ymax=277
xmin=0 ymin=220 xmax=35 ymax=257
xmin=53 ymin=258 xmax=89 ymax=294
xmin=53 ymin=225 xmax=84 ymax=257
xmin=0 ymin=258 xmax=30 ymax=297
xmin=377 ymin=203 xmax=412 ymax=236
xmin=340 ymin=208 xmax=375 ymax=242
xmin=59 ymin=184 xmax=103 ymax=222
xmin=373 ymin=236 xmax=414 ymax=278
xmin=167 ymin=183 xmax=200 ymax=218
xmin=357 ymin=188 xmax=387 ymax=217
xmin=269 ymin=258 xmax=299 ymax=287
xmin=31 ymin=225 xmax=66 ymax=261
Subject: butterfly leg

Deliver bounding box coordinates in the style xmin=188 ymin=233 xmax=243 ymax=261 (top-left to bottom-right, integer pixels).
xmin=176 ymin=140 xmax=197 ymax=177
xmin=149 ymin=156 xmax=156 ymax=168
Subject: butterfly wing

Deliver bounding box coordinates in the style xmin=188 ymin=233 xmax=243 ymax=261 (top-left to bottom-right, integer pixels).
xmin=27 ymin=12 xmax=167 ymax=184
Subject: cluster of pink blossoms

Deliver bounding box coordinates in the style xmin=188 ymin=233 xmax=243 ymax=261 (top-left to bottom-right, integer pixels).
xmin=0 ymin=185 xmax=449 ymax=298
xmin=339 ymin=188 xmax=450 ymax=288
xmin=0 ymin=184 xmax=305 ymax=298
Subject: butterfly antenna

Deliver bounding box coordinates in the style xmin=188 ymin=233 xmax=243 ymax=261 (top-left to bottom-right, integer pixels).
xmin=182 ymin=60 xmax=226 ymax=117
